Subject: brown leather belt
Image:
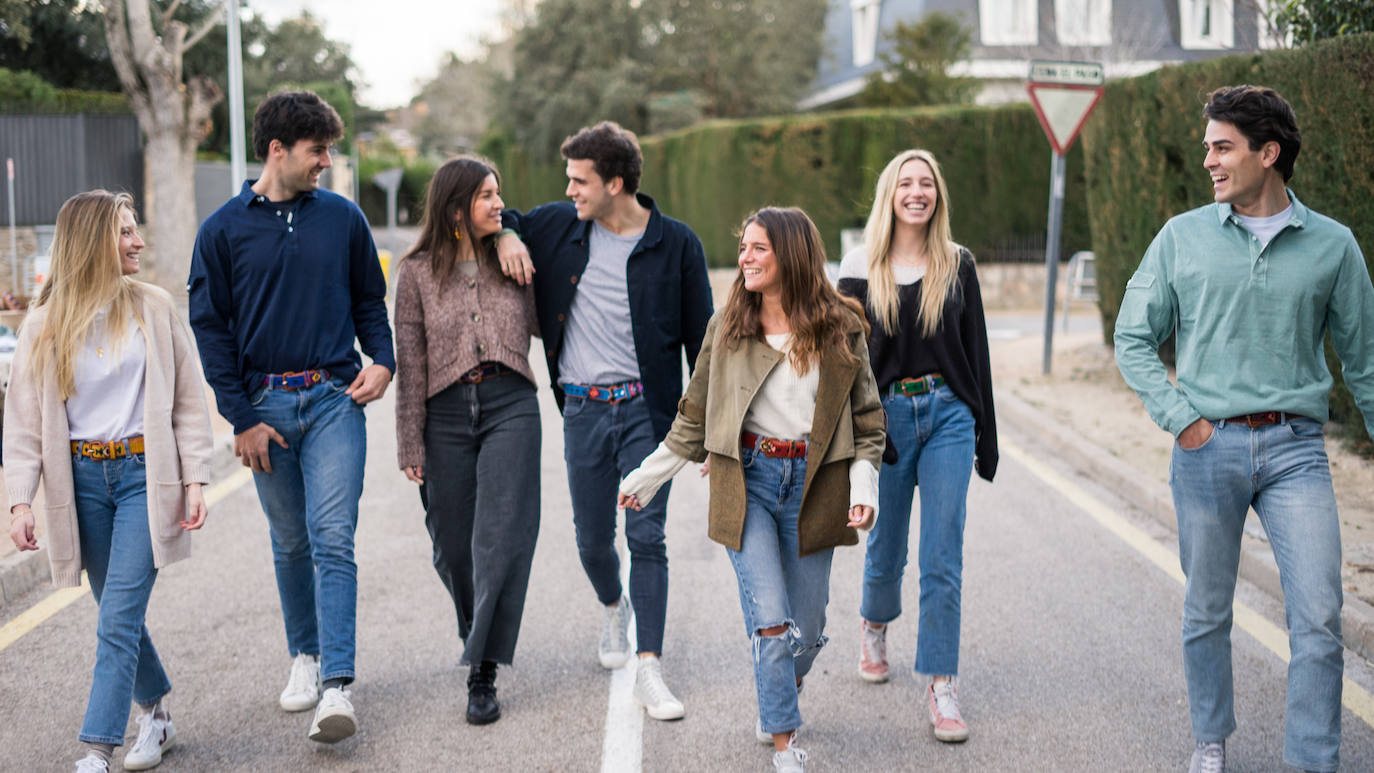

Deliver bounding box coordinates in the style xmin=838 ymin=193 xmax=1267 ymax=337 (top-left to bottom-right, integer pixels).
xmin=1222 ymin=411 xmax=1303 ymax=427
xmin=71 ymin=436 xmax=145 ymax=460
xmin=741 ymin=431 xmax=807 ymax=459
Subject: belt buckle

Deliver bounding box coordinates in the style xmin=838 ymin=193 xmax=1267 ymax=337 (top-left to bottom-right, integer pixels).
xmin=760 ymin=437 xmax=776 ymax=455
xmin=464 ymin=366 xmax=483 ymax=382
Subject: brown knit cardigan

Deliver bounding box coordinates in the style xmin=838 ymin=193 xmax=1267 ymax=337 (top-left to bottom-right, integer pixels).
xmin=393 ymin=252 xmax=538 ymax=469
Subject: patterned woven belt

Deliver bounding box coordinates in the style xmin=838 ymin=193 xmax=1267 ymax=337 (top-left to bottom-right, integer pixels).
xmin=741 ymin=431 xmax=807 ymax=459
xmin=459 ymin=362 xmax=509 ymax=384
xmin=264 ymin=369 xmax=330 ymax=390
xmin=1222 ymin=411 xmax=1303 ymax=428
xmin=889 ymin=373 xmax=945 ymax=397
xmin=563 ymin=380 xmax=644 ymax=404
xmin=71 ymin=436 xmax=145 ymax=460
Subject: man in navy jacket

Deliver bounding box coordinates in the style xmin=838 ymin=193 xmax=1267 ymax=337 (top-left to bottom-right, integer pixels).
xmin=498 ymin=121 xmax=712 ymax=720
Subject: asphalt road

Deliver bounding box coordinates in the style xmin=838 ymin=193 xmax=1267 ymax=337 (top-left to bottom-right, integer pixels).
xmin=4 ymin=364 xmax=1374 ymax=772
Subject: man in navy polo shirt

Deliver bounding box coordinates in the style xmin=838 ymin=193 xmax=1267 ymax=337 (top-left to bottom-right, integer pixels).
xmin=497 ymin=121 xmax=713 ymax=720
xmin=189 ymin=91 xmax=394 ymax=745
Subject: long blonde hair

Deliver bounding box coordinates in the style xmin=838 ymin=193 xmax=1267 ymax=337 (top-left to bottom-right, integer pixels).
xmin=30 ymin=190 xmax=149 ymax=399
xmin=861 ymin=149 xmax=961 ymax=337
xmin=718 ymin=207 xmax=866 ymax=374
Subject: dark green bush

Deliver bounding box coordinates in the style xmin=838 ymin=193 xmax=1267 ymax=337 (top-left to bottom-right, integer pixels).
xmin=484 ymin=103 xmax=1091 ymax=268
xmin=1082 ymin=32 xmax=1374 ymax=447
xmin=0 ymin=67 xmax=129 ymax=114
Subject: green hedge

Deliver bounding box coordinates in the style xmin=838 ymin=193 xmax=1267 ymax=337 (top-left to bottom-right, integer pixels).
xmin=1081 ymin=32 xmax=1374 ymax=448
xmin=484 ymin=103 xmax=1091 ymax=268
xmin=357 ymin=155 xmax=438 ymax=228
xmin=0 ymin=68 xmax=130 ymax=114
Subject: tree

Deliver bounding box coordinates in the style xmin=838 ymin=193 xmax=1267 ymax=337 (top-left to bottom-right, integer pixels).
xmin=1267 ymin=0 xmax=1374 ymax=46
xmin=493 ymin=0 xmax=828 ymax=160
xmin=0 ymin=0 xmax=120 ymax=91
xmin=856 ymin=11 xmax=978 ymax=109
xmin=102 ymin=0 xmax=224 ymax=293
xmin=412 ymin=51 xmax=503 ymax=156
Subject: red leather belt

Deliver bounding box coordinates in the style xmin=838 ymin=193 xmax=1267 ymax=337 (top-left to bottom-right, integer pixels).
xmin=741 ymin=431 xmax=807 ymax=458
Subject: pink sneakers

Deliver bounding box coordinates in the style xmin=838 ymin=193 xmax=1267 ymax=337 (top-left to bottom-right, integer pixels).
xmin=858 ymin=621 xmax=889 ymax=683
xmin=927 ymin=680 xmax=969 ymax=742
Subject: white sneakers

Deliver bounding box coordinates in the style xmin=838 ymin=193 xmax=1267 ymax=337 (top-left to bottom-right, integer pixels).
xmin=123 ymin=704 xmax=175 ymax=770
xmin=308 ymin=686 xmax=357 ymax=743
xmin=279 ymin=653 xmax=321 ymax=712
xmin=74 ymin=753 xmax=108 ymax=773
xmin=599 ymin=597 xmax=634 ymax=669
xmin=771 ymin=739 xmax=808 ymax=772
xmin=1189 ymin=740 xmax=1226 ymax=773
xmin=633 ymin=655 xmax=685 ymax=720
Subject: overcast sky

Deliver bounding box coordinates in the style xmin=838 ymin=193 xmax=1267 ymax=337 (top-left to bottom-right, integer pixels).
xmin=252 ymin=0 xmax=509 ymax=108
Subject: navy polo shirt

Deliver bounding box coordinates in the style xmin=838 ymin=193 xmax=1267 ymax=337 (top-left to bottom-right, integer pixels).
xmin=189 ymin=180 xmax=395 ymax=434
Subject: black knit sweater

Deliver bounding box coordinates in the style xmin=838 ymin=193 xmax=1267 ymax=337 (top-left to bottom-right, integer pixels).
xmin=837 ymin=248 xmax=998 ymax=482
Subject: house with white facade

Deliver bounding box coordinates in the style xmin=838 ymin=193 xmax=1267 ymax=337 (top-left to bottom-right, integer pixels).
xmin=802 ymin=0 xmax=1282 ymax=108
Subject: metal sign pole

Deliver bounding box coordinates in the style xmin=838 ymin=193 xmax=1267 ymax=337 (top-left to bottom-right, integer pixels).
xmin=1041 ymin=151 xmax=1067 ymax=375
xmin=227 ymin=0 xmax=247 ymax=194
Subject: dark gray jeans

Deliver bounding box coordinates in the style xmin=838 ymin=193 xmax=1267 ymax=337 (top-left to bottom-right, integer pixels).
xmin=421 ymin=374 xmax=541 ymax=665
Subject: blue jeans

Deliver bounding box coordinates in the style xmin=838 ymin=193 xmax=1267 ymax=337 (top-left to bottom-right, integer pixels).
xmin=1170 ymin=416 xmax=1343 ymax=772
xmin=728 ymin=450 xmax=833 ymax=735
xmin=861 ymin=387 xmax=975 ymax=677
xmin=249 ymin=379 xmax=366 ymax=684
xmin=563 ymin=395 xmax=669 ymax=654
xmin=73 ymin=454 xmax=172 ymax=745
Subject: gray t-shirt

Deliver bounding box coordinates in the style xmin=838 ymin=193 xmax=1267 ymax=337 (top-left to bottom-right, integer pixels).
xmin=558 ymin=221 xmax=643 ymax=386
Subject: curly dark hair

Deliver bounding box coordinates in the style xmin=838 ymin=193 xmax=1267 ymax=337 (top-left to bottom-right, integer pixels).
xmin=1203 ymin=85 xmax=1302 ymax=182
xmin=560 ymin=121 xmax=642 ymax=195
xmin=252 ymin=90 xmax=344 ymax=161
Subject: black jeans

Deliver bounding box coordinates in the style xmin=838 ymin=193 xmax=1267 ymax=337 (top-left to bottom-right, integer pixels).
xmin=421 ymin=375 xmax=541 ymax=665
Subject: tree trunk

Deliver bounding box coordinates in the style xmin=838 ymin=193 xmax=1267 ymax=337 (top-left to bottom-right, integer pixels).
xmin=141 ymin=131 xmax=200 ymax=293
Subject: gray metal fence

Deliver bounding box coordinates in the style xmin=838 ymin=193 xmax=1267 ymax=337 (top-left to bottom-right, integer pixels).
xmin=0 ymin=114 xmax=143 ymax=226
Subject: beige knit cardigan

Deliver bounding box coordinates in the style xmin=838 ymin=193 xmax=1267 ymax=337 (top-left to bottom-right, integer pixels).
xmin=3 ymin=285 xmax=215 ymax=588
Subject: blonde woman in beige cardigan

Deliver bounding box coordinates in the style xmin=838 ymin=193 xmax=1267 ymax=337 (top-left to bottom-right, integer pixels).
xmin=4 ymin=190 xmax=214 ymax=773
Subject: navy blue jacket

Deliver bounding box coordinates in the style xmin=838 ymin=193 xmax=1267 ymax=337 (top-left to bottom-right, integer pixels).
xmin=502 ymin=193 xmax=713 ymax=440
xmin=189 ymin=181 xmax=395 ymax=434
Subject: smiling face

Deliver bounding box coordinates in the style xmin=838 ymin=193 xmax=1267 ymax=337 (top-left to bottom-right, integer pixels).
xmin=278 ymin=137 xmax=333 ymax=196
xmin=464 ymin=173 xmax=504 ymax=239
xmin=738 ymin=222 xmax=781 ymax=297
xmin=891 ymin=158 xmax=937 ymax=231
xmin=565 ymin=158 xmax=616 ymax=222
xmin=116 ymin=207 xmax=144 ymax=275
xmin=1203 ymin=119 xmax=1279 ymax=214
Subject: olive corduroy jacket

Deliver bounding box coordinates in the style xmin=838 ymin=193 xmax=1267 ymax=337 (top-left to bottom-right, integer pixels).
xmin=662 ymin=310 xmax=886 ymax=557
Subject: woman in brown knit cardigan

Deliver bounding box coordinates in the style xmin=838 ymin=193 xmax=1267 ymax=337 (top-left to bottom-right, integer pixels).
xmin=393 ymin=156 xmax=540 ymax=725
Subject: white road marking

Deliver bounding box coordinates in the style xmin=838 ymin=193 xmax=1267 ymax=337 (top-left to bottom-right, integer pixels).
xmin=601 ymin=557 xmax=643 ymax=773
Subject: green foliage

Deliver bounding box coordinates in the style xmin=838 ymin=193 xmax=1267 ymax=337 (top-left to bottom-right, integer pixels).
xmin=357 ymin=147 xmax=437 ymax=228
xmin=856 ymin=12 xmax=978 ymax=109
xmin=485 ymin=102 xmax=1091 ymax=275
xmin=0 ymin=0 xmax=119 ymax=92
xmin=1269 ymin=0 xmax=1374 ymax=45
xmin=0 ymin=67 xmax=129 ymax=113
xmin=1081 ymin=32 xmax=1374 ymax=447
xmin=493 ymin=0 xmax=827 ymax=160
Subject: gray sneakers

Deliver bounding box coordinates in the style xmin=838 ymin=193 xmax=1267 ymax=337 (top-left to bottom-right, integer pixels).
xmin=1189 ymin=741 xmax=1225 ymax=773
xmin=599 ymin=596 xmax=634 ymax=669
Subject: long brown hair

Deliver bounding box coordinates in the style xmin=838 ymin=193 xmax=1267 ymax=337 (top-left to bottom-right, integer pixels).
xmin=404 ymin=155 xmax=501 ymax=285
xmin=861 ymin=149 xmax=962 ymax=337
xmin=718 ymin=207 xmax=866 ymax=374
xmin=30 ymin=190 xmax=151 ymax=400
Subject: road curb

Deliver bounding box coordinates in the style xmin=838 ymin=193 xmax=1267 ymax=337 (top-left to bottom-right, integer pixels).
xmin=998 ymin=389 xmax=1374 ymax=664
xmin=0 ymin=430 xmax=241 ymax=612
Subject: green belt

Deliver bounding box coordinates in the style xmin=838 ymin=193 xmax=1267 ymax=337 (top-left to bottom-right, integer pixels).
xmin=889 ymin=373 xmax=945 ymax=397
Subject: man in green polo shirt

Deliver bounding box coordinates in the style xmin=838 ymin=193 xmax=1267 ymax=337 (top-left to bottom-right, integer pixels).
xmin=1116 ymin=85 xmax=1374 ymax=773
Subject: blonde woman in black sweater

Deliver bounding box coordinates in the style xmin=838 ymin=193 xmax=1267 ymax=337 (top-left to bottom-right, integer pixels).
xmin=836 ymin=149 xmax=997 ymax=744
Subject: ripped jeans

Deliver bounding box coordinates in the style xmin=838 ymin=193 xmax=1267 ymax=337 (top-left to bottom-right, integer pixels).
xmin=726 ymin=449 xmax=834 ymax=735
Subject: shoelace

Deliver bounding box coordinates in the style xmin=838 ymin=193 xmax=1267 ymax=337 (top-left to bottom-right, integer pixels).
xmin=602 ymin=606 xmax=628 ymax=651
xmin=638 ymin=664 xmax=675 ymax=704
xmin=130 ymin=712 xmax=163 ymax=752
xmin=286 ymin=658 xmax=317 ymax=696
xmin=1195 ymin=743 xmax=1224 ymax=773
xmin=320 ymin=687 xmax=352 ymax=709
xmin=75 ymin=755 xmax=108 ymax=773
xmin=863 ymin=625 xmax=886 ymax=663
xmin=932 ymin=682 xmax=962 ymax=720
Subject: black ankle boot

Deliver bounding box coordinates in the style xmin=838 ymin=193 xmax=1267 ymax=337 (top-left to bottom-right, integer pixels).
xmin=466 ymin=660 xmax=500 ymax=725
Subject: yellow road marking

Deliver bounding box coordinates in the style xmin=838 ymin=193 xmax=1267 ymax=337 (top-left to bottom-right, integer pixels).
xmin=1003 ymin=440 xmax=1374 ymax=729
xmin=0 ymin=466 xmax=254 ymax=653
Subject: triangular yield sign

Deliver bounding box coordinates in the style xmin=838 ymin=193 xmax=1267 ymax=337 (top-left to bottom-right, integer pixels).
xmin=1027 ymin=83 xmax=1103 ymax=155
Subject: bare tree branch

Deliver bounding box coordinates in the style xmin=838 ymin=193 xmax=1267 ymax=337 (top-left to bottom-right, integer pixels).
xmin=182 ymin=0 xmax=226 ymax=54
xmin=159 ymin=0 xmax=184 ymax=31
xmin=101 ymin=0 xmax=154 ymax=121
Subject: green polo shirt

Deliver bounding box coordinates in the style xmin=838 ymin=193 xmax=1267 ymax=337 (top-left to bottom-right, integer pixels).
xmin=1114 ymin=190 xmax=1374 ymax=438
